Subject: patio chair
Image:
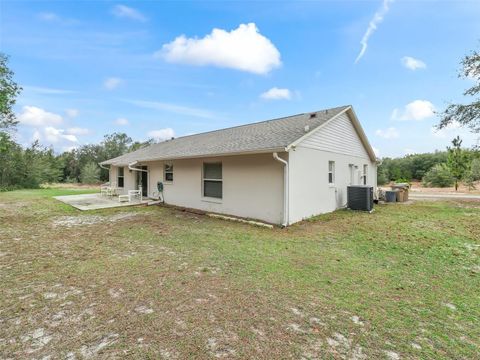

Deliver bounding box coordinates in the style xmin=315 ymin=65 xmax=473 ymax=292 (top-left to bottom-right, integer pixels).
xmin=128 ymin=185 xmax=142 ymax=202
xmin=100 ymin=182 xmax=110 ymax=196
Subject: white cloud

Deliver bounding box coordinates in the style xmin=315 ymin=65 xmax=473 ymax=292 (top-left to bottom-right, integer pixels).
xmin=404 ymin=148 xmax=417 ymax=155
xmin=112 ymin=5 xmax=146 ymax=22
xmin=147 ymin=128 xmax=175 ymax=142
xmin=66 ymin=127 xmax=90 ymax=136
xmin=104 ymin=77 xmax=123 ymax=90
xmin=44 ymin=127 xmax=78 ymax=143
xmin=17 ymin=106 xmax=63 ymax=126
xmin=260 ymin=87 xmax=292 ymax=100
xmin=391 ymin=100 xmax=435 ymax=121
xmin=114 ymin=117 xmax=129 ymax=126
xmin=127 ymin=99 xmax=216 ymax=119
xmin=401 ymin=56 xmax=426 ymax=70
xmin=355 ymin=0 xmax=394 ymax=63
xmin=375 ymin=127 xmax=399 ymax=139
xmin=157 ymin=23 xmax=281 ymax=74
xmin=65 ymin=108 xmax=79 ymax=118
xmin=372 ymin=146 xmax=380 ymax=157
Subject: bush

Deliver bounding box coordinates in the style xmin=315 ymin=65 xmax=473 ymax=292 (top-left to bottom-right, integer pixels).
xmin=422 ymin=164 xmax=455 ymax=188
xmin=80 ymin=162 xmax=100 ymax=184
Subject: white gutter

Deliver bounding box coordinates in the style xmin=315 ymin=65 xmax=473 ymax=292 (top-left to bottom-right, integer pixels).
xmin=99 ymin=163 xmax=110 ymax=170
xmin=273 ymin=152 xmax=289 ymax=227
xmin=128 ymin=161 xmax=148 ymax=172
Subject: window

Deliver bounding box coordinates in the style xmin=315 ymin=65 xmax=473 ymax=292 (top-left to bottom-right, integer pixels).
xmin=164 ymin=164 xmax=173 ymax=182
xmin=203 ymin=163 xmax=222 ymax=199
xmin=117 ymin=167 xmax=124 ymax=188
xmin=328 ymin=161 xmax=335 ymax=184
xmin=363 ymin=164 xmax=368 ymax=185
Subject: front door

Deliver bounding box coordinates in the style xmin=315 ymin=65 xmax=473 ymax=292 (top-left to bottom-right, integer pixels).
xmin=136 ymin=166 xmax=148 ymax=197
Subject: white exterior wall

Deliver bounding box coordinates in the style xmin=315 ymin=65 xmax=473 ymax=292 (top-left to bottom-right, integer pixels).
xmin=108 ymin=166 xmax=136 ymax=195
xmin=110 ymin=153 xmax=285 ymax=224
xmin=288 ymin=112 xmax=377 ymax=224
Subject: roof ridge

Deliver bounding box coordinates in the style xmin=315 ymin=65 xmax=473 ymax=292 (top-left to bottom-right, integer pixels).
xmin=154 ymin=105 xmax=350 ymax=144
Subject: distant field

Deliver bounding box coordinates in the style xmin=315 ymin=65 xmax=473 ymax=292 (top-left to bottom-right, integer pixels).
xmin=1 ymin=188 xmax=479 ymax=359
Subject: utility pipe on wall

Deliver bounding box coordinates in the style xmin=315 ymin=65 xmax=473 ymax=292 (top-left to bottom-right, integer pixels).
xmin=128 ymin=161 xmax=148 ymax=172
xmin=273 ymin=152 xmax=289 ymax=227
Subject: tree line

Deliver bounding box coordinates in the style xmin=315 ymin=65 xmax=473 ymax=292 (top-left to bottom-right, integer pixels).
xmin=0 ymin=53 xmax=154 ymax=191
xmin=378 ymin=138 xmax=480 ymax=189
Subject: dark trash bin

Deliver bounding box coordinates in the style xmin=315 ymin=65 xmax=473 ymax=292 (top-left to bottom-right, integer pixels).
xmin=385 ymin=190 xmax=397 ymax=203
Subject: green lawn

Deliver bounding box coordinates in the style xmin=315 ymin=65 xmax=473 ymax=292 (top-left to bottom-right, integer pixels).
xmin=0 ymin=188 xmax=479 ymax=359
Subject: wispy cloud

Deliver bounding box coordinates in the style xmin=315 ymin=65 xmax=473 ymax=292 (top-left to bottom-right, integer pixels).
xmin=37 ymin=12 xmax=79 ymax=25
xmin=401 ymin=56 xmax=426 ymax=70
xmin=126 ymin=99 xmax=216 ymax=119
xmin=375 ymin=127 xmax=399 ymax=139
xmin=104 ymin=77 xmax=123 ymax=90
xmin=23 ymin=85 xmax=75 ymax=95
xmin=355 ymin=0 xmax=394 ymax=63
xmin=65 ymin=109 xmax=79 ymax=118
xmin=114 ymin=118 xmax=129 ymax=126
xmin=112 ymin=5 xmax=147 ymax=22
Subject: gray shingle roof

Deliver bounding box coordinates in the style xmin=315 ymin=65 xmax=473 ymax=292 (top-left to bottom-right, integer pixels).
xmin=101 ymin=105 xmax=350 ymax=165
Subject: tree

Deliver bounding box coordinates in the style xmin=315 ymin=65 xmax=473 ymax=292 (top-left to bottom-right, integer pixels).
xmin=80 ymin=162 xmax=100 ymax=184
xmin=446 ymin=136 xmax=469 ymax=191
xmin=422 ymin=164 xmax=455 ymax=188
xmin=438 ymin=47 xmax=480 ymax=132
xmin=471 ymin=158 xmax=480 ymax=180
xmin=0 ymin=53 xmax=22 ymax=130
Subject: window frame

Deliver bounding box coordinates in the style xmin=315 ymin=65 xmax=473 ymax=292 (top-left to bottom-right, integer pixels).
xmin=328 ymin=161 xmax=335 ymax=185
xmin=202 ymin=162 xmax=223 ymax=200
xmin=363 ymin=164 xmax=368 ymax=185
xmin=164 ymin=163 xmax=174 ymax=183
xmin=117 ymin=167 xmax=124 ymax=188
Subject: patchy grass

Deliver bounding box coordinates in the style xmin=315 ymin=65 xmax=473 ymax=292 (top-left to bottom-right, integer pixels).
xmin=0 ymin=189 xmax=479 ymax=359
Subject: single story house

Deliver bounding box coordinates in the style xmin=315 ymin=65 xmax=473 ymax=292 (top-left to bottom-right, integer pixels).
xmin=100 ymin=105 xmax=377 ymax=226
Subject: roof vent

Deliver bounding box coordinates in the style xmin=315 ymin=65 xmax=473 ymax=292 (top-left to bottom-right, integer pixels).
xmin=309 ymin=113 xmax=317 ymax=119
xmin=304 ymin=125 xmax=310 ymax=132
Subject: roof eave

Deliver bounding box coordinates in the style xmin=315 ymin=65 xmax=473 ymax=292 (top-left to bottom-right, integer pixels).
xmin=102 ymin=147 xmax=288 ymax=166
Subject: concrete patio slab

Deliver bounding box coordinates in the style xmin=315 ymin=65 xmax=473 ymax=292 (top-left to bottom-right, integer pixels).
xmin=54 ymin=193 xmax=149 ymax=211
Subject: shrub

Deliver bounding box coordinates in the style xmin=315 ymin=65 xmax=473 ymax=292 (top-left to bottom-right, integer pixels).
xmin=422 ymin=164 xmax=455 ymax=188
xmin=80 ymin=162 xmax=100 ymax=184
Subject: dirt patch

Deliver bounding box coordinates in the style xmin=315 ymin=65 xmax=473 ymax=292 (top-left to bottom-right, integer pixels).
xmin=52 ymin=213 xmax=137 ymax=227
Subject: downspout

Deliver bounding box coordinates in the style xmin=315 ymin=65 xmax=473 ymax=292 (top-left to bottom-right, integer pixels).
xmin=128 ymin=161 xmax=148 ymax=172
xmin=273 ymin=152 xmax=289 ymax=227
xmin=99 ymin=163 xmax=110 ymax=171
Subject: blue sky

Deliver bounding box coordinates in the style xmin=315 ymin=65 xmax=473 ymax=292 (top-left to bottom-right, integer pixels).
xmin=1 ymin=0 xmax=479 ymax=157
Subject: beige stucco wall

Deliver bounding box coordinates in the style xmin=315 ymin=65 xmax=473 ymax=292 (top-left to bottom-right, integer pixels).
xmin=110 ymin=153 xmax=285 ymax=224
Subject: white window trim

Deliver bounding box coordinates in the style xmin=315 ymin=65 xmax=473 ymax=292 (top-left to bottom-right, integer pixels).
xmin=328 ymin=161 xmax=335 ymax=186
xmin=164 ymin=163 xmax=173 ymax=183
xmin=117 ymin=167 xmax=125 ymax=188
xmin=202 ymin=162 xmax=223 ymax=200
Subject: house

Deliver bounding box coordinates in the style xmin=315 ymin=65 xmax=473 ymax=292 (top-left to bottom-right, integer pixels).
xmin=100 ymin=105 xmax=377 ymax=226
